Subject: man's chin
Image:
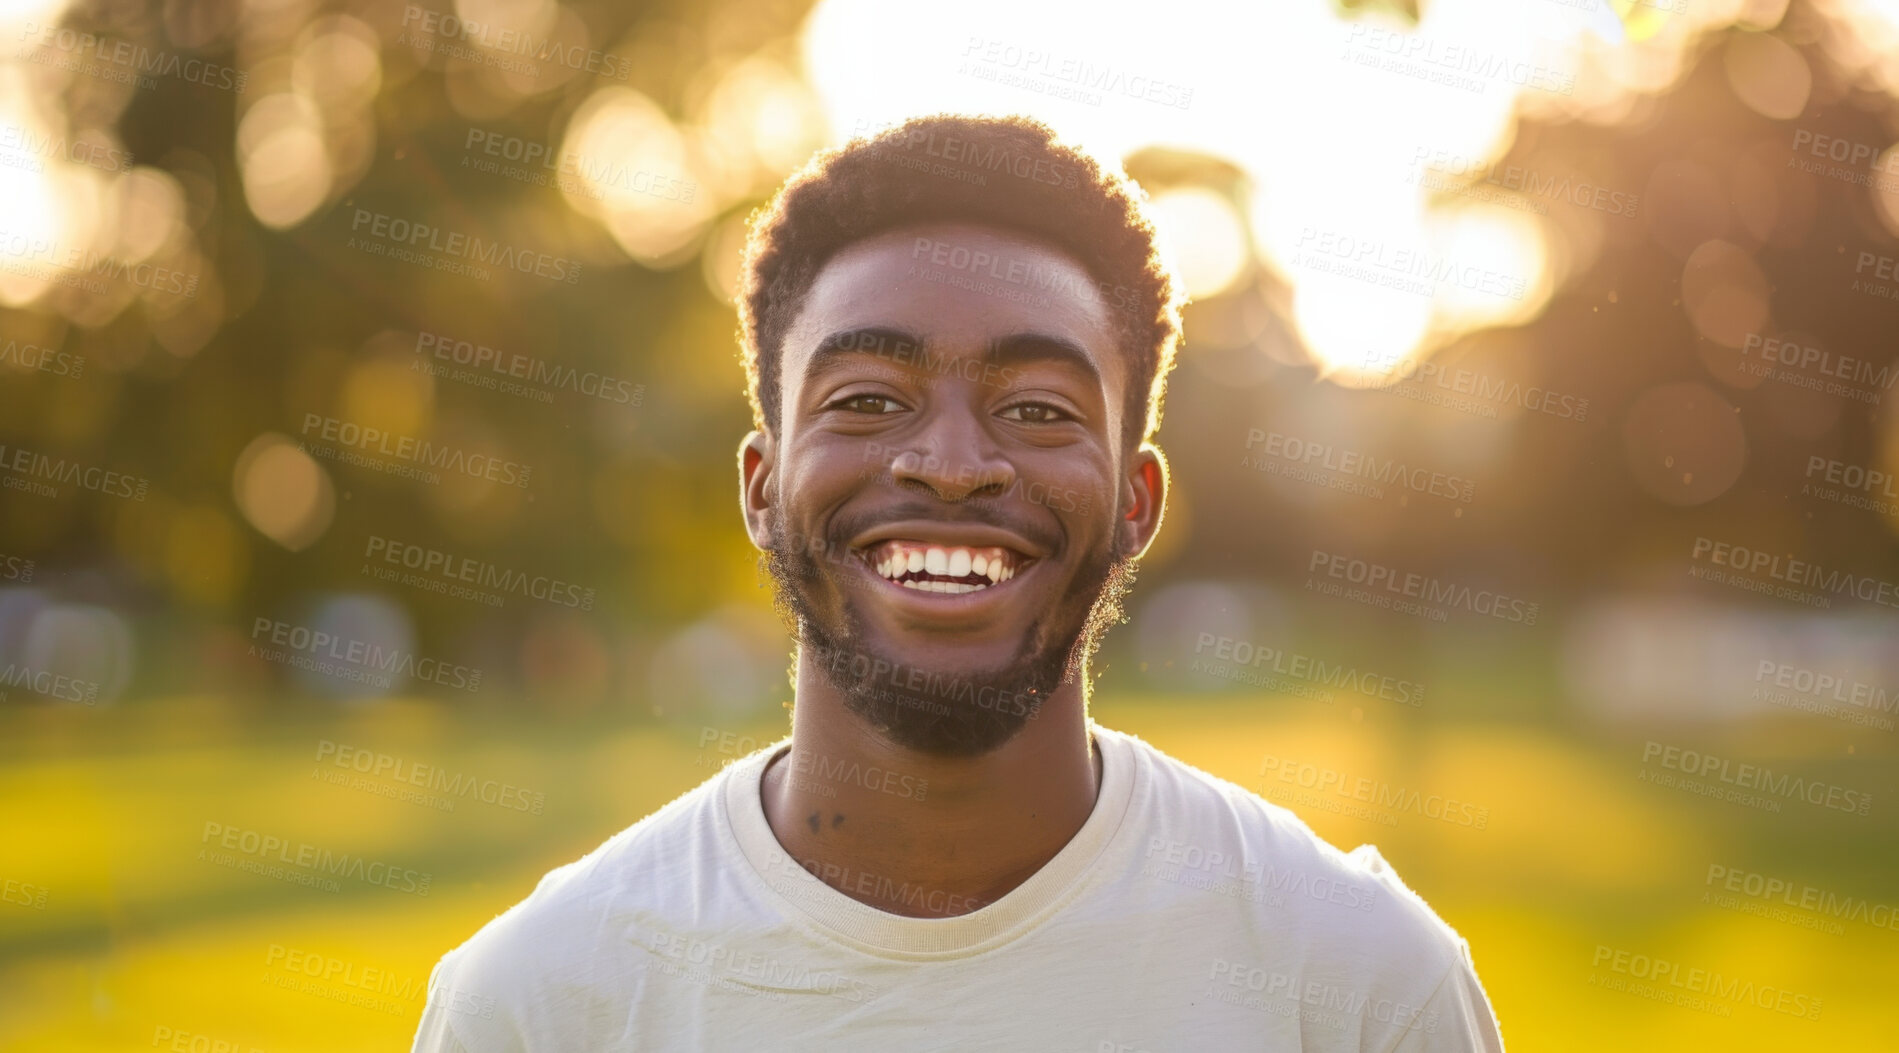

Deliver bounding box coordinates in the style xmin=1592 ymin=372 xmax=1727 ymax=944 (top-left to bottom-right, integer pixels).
xmin=836 ymin=621 xmax=1038 ymax=669
xmin=802 ymin=633 xmax=1057 ymax=758
xmin=763 ymin=521 xmax=1139 ymax=758
xmin=841 ymin=685 xmax=1042 ymax=758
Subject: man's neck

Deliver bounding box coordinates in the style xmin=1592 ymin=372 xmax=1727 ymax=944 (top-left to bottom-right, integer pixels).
xmin=758 ymin=655 xmax=1102 ymax=919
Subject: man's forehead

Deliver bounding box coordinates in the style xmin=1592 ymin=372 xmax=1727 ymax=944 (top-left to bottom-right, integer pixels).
xmin=785 ymin=223 xmax=1123 ymax=376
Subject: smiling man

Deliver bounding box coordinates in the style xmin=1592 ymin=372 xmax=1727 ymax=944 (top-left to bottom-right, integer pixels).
xmin=412 ymin=115 xmax=1506 ymax=1052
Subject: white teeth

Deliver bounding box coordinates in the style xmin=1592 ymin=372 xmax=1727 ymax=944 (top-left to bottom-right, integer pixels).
xmin=868 ymin=542 xmax=1025 ymax=589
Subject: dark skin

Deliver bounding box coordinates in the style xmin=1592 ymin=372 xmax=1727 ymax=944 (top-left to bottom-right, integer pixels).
xmin=741 ymin=220 xmax=1167 ymax=918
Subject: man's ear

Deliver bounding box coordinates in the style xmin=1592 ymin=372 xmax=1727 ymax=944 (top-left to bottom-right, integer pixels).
xmin=739 ymin=429 xmax=775 ymax=550
xmin=1118 ymin=444 xmax=1168 ymax=560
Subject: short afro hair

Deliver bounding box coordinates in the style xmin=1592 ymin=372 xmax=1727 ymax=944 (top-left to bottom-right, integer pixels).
xmin=736 ymin=113 xmax=1185 ymax=451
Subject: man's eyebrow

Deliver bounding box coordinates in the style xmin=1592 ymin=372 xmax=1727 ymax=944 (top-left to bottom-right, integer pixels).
xmin=801 ymin=327 xmax=1104 ymax=389
xmin=802 ymin=327 xmax=926 ymax=379
xmin=983 ymin=333 xmax=1103 ymax=389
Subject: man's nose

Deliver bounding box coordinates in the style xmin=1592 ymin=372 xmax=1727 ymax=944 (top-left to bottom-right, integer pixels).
xmin=884 ymin=406 xmax=1015 ymax=501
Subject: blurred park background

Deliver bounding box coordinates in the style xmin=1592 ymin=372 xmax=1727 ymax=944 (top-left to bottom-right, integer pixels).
xmin=4 ymin=0 xmax=1899 ymax=1048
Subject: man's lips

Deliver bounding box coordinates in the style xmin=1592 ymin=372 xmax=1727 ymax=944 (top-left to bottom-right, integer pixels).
xmin=849 ymin=520 xmax=1049 ymax=558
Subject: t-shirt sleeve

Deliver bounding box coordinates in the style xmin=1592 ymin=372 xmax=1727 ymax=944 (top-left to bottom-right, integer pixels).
xmin=1385 ymin=941 xmax=1505 ymax=1053
xmin=410 ymin=1004 xmax=473 ymax=1053
xmin=410 ymin=950 xmax=494 ymax=1053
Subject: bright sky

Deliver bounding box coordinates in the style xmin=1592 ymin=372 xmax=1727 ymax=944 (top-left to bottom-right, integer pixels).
xmin=795 ymin=0 xmax=1875 ymax=376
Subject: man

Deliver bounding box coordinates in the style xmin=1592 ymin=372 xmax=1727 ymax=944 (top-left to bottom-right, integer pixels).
xmin=412 ymin=114 xmax=1507 ymax=1052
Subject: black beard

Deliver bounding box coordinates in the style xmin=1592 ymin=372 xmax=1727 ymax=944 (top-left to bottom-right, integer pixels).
xmin=762 ymin=516 xmax=1138 ymax=758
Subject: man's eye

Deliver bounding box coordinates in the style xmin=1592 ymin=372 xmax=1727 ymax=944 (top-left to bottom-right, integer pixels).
xmin=1001 ymin=402 xmax=1071 ymax=423
xmin=832 ymin=394 xmax=904 ymax=414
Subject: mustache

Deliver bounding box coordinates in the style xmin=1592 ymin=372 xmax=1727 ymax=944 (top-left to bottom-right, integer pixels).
xmin=827 ymin=497 xmax=1064 ymax=555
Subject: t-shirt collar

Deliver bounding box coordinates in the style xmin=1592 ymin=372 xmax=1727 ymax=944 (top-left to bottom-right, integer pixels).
xmin=722 ymin=720 xmax=1137 ymax=958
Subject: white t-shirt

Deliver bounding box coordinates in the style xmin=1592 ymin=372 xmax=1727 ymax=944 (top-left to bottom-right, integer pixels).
xmin=412 ymin=722 xmax=1506 ymax=1052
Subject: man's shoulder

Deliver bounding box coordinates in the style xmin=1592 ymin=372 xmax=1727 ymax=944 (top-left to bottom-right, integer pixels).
xmin=1103 ymin=725 xmax=1470 ymax=975
xmin=432 ymin=755 xmax=752 ymax=981
xmin=415 ymin=755 xmax=775 ymax=1051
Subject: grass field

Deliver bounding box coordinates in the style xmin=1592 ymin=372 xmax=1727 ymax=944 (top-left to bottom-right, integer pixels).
xmin=2 ymin=693 xmax=1893 ymax=1051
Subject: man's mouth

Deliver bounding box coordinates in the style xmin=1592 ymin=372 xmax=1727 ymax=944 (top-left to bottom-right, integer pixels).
xmin=860 ymin=539 xmax=1035 ymax=595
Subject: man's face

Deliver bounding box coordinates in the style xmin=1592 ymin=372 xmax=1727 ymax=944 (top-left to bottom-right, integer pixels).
xmin=741 ymin=221 xmax=1165 ymax=757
